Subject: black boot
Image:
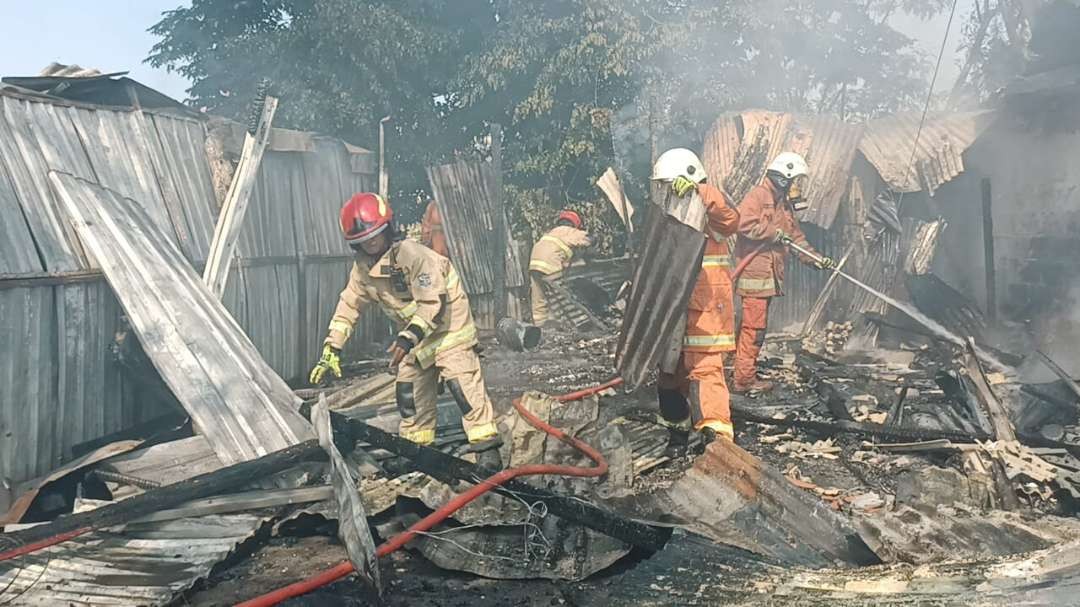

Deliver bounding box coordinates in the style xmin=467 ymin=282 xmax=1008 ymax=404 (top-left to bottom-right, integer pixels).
xmin=700 ymin=427 xmax=718 ymax=446
xmin=664 ymin=427 xmax=691 ymax=459
xmin=458 ymin=437 xmax=504 ymax=471
xmin=475 ymin=445 xmax=503 ymax=470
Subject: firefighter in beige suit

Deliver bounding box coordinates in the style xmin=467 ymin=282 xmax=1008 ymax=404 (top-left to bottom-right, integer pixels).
xmin=309 ymin=193 xmax=502 ymax=469
xmin=528 ymin=210 xmax=591 ymax=324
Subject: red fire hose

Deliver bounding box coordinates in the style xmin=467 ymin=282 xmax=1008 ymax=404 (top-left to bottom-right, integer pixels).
xmin=730 ymin=241 xmax=769 ymax=283
xmin=235 ymin=377 xmax=624 ymax=607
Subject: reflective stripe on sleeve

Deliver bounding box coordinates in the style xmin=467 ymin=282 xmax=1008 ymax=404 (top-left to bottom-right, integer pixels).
xmin=414 ymin=323 xmax=479 ymax=364
xmin=529 ymin=259 xmax=560 ymax=274
xmin=329 ymin=319 xmax=353 ymax=339
xmin=540 ymin=235 xmax=572 ymax=257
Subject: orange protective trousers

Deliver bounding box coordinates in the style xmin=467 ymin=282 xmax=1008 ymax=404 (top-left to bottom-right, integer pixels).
xmin=658 ymin=351 xmax=733 ymax=438
xmin=734 ymin=296 xmax=770 ymax=388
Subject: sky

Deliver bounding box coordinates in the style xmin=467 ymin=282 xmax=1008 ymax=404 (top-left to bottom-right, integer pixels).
xmin=0 ymin=0 xmax=192 ymax=100
xmin=0 ymin=0 xmax=972 ymax=105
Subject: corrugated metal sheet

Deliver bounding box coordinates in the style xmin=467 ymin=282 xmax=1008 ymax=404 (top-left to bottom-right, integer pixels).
xmin=0 ymin=149 xmax=43 ymax=273
xmin=50 ymin=171 xmax=314 ymax=466
xmin=428 ymin=159 xmax=502 ymax=294
xmin=0 ymin=96 xmax=87 ymax=270
xmin=0 ymin=88 xmax=381 ymax=485
xmin=616 ymin=206 xmax=705 ymax=388
xmin=0 ymin=513 xmax=264 ymax=605
xmin=858 ymin=111 xmax=995 ymax=195
xmin=0 ymin=288 xmax=57 ymax=484
xmin=148 ymin=113 xmax=219 ymax=262
xmin=68 ymin=105 xmax=178 ymax=241
xmin=702 ymin=110 xmax=864 ymax=229
xmin=55 ymin=282 xmax=132 ymax=467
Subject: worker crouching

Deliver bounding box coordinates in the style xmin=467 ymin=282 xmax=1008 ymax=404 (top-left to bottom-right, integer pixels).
xmin=651 ymin=148 xmax=741 ymax=454
xmin=528 ymin=209 xmax=592 ymax=325
xmin=309 ymin=193 xmax=503 ymax=469
xmin=733 ymin=153 xmax=836 ymax=394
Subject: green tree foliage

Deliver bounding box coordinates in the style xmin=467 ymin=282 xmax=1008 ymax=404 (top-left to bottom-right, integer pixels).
xmin=149 ymin=0 xmax=946 ymax=246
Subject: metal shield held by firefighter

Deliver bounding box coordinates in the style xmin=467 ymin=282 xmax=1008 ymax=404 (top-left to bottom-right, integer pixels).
xmin=615 ymin=200 xmax=707 ymax=389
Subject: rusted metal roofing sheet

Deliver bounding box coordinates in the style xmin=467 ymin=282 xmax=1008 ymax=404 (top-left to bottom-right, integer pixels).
xmin=615 ymin=205 xmax=705 ymax=388
xmin=702 ymin=110 xmax=864 ymax=229
xmin=858 ymin=111 xmax=995 ymax=195
xmin=427 ymin=159 xmax=523 ymax=293
xmin=49 ymin=171 xmax=314 ymax=466
xmin=0 ymin=513 xmax=264 ymax=605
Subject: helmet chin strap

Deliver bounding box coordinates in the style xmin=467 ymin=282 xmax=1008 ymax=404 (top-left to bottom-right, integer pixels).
xmin=766 ymin=170 xmax=791 ymax=193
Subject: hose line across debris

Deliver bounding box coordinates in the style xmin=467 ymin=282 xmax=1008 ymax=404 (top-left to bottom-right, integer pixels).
xmin=236 ymin=377 xmax=624 ymax=607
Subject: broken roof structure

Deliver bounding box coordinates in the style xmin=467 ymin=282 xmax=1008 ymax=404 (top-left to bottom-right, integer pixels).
xmin=0 ymin=71 xmax=380 ymax=494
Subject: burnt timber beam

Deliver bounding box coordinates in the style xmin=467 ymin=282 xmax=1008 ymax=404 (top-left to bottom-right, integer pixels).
xmin=1034 ymin=351 xmax=1080 ymax=409
xmin=732 ymin=404 xmax=991 ymax=443
xmin=323 ymin=410 xmax=671 ymax=552
xmin=963 ymin=337 xmax=1016 ymax=441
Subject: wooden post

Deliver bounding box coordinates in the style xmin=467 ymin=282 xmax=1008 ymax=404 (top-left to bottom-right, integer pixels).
xmin=490 ymin=123 xmax=507 ymax=320
xmin=202 ymin=95 xmax=279 ymax=298
xmin=981 ymin=178 xmax=996 ymax=320
xmin=378 ymin=116 xmax=391 ymax=200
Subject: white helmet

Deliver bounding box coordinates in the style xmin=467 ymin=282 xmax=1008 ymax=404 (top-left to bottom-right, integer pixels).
xmin=767 ymin=152 xmax=809 ymax=179
xmin=651 ymin=148 xmax=707 ymax=184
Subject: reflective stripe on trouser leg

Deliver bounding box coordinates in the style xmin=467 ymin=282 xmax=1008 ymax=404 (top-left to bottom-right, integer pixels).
xmin=438 ymin=347 xmax=498 ymax=442
xmin=396 ymin=359 xmax=439 ymax=445
xmin=530 ymin=273 xmax=549 ymax=324
xmin=684 ymin=350 xmax=733 ymax=438
xmin=734 ymin=296 xmax=770 ymax=387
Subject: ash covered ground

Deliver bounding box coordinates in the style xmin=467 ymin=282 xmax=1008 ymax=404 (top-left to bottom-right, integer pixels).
xmin=186 ymin=323 xmax=1080 ymax=606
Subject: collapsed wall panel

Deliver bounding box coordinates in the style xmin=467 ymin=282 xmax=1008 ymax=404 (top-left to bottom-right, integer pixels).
xmin=616 ymin=205 xmax=705 ymax=388
xmin=49 ymin=171 xmax=313 ymax=466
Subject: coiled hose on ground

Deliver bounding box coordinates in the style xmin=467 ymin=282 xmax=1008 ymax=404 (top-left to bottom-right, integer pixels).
xmin=235 ymin=377 xmax=625 ymax=607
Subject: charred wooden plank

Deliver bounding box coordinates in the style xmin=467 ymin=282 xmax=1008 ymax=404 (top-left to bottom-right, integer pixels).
xmin=963 ymin=337 xmax=1016 ymax=441
xmin=1 ymin=439 xmax=326 ymax=553
xmin=731 ymin=404 xmax=991 ymax=443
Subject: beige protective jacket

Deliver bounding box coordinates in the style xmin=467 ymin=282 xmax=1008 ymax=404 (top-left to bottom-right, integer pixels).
xmin=325 ymin=240 xmax=476 ymax=368
xmin=528 ymin=226 xmax=591 ymax=275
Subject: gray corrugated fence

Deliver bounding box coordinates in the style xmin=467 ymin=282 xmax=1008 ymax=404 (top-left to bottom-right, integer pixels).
xmin=0 ymin=90 xmax=380 ymax=486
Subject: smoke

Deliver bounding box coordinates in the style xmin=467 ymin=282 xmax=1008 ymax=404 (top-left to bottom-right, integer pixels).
xmin=1034 ymin=283 xmax=1080 ymax=377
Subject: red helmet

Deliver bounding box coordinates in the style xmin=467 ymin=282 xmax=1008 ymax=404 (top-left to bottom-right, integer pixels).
xmin=340 ymin=193 xmax=392 ymax=243
xmin=557 ymin=209 xmax=582 ymax=230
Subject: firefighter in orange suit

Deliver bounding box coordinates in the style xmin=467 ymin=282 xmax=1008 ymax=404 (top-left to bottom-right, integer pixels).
xmin=420 ymin=199 xmax=450 ymax=258
xmin=733 ymin=153 xmax=836 ymax=393
xmin=651 ymin=148 xmax=741 ymax=453
xmin=528 ymin=210 xmax=591 ymax=324
xmin=308 ymin=193 xmax=503 ymax=469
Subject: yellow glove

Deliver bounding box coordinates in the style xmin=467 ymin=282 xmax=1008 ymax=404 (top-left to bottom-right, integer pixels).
xmin=773 ymin=229 xmax=791 ymax=244
xmin=671 ymin=176 xmax=697 ymax=198
xmin=816 ymin=256 xmax=838 ymax=271
xmin=309 ymin=345 xmax=342 ymax=385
